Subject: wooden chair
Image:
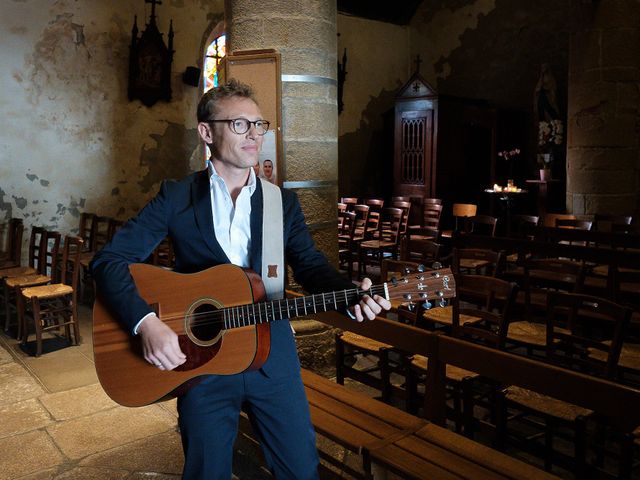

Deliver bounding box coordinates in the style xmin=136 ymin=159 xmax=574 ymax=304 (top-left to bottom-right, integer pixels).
xmin=150 ymin=236 xmax=174 ymax=269
xmin=3 ymin=230 xmax=61 ymax=339
xmin=594 ymin=214 xmax=632 ymax=232
xmin=77 ymin=212 xmax=96 ymax=251
xmin=19 ymin=236 xmax=84 ymax=356
xmin=364 ymin=198 xmax=384 ymax=236
xmin=507 ymin=258 xmax=587 ymax=356
xmin=340 ymin=197 xmax=358 ymax=211
xmin=508 ymin=214 xmax=539 ymax=239
xmin=405 ymin=203 xmax=443 ymax=261
xmin=79 ymin=216 xmax=116 ymax=302
xmin=555 ymin=218 xmax=593 ymax=231
xmin=451 ymin=247 xmax=505 ymax=277
xmin=405 ymin=275 xmax=518 ymax=435
xmin=391 ymin=195 xmax=411 ymax=203
xmin=423 ymin=197 xmax=443 ymax=205
xmin=0 ymin=218 xmax=24 ymax=268
xmin=542 ymin=213 xmax=576 ymax=228
xmin=422 ymin=249 xmax=505 ymax=329
xmin=441 ymin=203 xmax=478 ymax=239
xmin=468 ymin=215 xmax=498 ymax=237
xmin=358 ymin=207 xmax=403 ymax=278
xmin=0 ymin=226 xmax=45 ymax=278
xmin=338 ymin=211 xmax=357 ymax=278
xmin=497 ymin=292 xmax=632 ymax=476
xmin=351 ymin=204 xmax=370 ymax=240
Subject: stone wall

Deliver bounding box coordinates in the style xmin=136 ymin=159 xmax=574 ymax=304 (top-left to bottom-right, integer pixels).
xmin=0 ymin=0 xmax=223 ymax=246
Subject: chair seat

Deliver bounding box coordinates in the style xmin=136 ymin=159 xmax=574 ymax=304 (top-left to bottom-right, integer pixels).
xmin=588 ymin=341 xmax=640 ymax=370
xmin=506 ymin=321 xmax=547 ymax=346
xmin=505 ymin=385 xmax=593 ymax=422
xmin=459 ymin=259 xmax=490 ymax=270
xmin=22 ymin=283 xmax=73 ymax=300
xmin=5 ymin=274 xmax=50 ymax=289
xmin=411 ymin=354 xmax=479 ymax=382
xmin=360 ymin=239 xmax=396 ymax=249
xmin=79 ymin=251 xmax=95 ymax=268
xmin=422 ymin=306 xmax=479 ymax=326
xmin=339 ymin=331 xmax=392 ymax=352
xmin=1 ymin=266 xmax=38 ymax=278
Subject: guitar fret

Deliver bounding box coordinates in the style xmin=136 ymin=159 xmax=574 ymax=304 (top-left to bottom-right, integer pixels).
xmin=271 ymin=301 xmax=276 ymax=321
xmin=344 ymin=289 xmax=348 ymax=306
xmin=303 ymin=297 xmax=308 ymax=315
xmin=294 ymin=298 xmax=299 ymax=317
xmin=321 ymin=292 xmax=326 ymax=311
xmin=278 ymin=299 xmax=283 ymax=320
xmin=332 ymin=291 xmax=337 ymax=310
xmin=312 ymin=294 xmax=317 ymax=314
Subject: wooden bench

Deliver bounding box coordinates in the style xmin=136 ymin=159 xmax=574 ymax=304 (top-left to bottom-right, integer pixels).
xmin=301 ymin=368 xmax=559 ymax=479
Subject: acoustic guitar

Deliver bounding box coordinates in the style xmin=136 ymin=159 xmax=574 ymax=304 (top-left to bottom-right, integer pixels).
xmin=93 ymin=263 xmax=455 ymax=407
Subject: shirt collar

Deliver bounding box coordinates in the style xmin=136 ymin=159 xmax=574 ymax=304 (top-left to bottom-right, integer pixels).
xmin=207 ymin=160 xmax=257 ymax=194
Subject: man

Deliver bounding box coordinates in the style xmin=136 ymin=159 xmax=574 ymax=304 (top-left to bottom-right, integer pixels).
xmin=91 ymin=79 xmax=390 ymax=480
xmin=260 ymin=158 xmax=276 ymax=183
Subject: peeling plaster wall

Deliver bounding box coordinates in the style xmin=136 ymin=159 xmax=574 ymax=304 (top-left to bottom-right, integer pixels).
xmin=0 ymin=0 xmax=223 ymax=239
xmin=337 ymin=1 xmax=571 ymax=196
xmin=337 ymin=14 xmax=409 ymax=197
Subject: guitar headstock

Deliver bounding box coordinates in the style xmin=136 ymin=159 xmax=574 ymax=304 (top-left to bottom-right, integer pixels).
xmin=386 ymin=267 xmax=456 ymax=306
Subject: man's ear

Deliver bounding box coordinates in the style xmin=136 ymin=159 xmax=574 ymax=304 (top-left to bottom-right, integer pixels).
xmin=197 ymin=122 xmax=213 ymax=143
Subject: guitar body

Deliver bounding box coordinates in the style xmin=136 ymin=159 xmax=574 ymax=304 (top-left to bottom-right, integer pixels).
xmin=93 ymin=263 xmax=270 ymax=407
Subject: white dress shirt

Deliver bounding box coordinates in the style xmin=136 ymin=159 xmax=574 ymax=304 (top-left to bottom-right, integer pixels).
xmin=134 ymin=163 xmax=256 ymax=334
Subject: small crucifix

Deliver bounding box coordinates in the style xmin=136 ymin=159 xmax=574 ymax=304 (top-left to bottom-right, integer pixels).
xmin=146 ymin=0 xmax=162 ymax=22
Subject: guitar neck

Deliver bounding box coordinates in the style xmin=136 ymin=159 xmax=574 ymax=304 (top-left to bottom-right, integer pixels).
xmin=222 ymin=284 xmax=387 ymax=329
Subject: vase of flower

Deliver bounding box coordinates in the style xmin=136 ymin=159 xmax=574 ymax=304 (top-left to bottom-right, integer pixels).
xmin=537 ymin=119 xmax=562 ymax=180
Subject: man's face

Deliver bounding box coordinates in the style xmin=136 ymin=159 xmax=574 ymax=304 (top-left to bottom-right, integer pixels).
xmin=263 ymin=160 xmax=273 ymax=178
xmin=205 ymin=97 xmax=264 ymax=171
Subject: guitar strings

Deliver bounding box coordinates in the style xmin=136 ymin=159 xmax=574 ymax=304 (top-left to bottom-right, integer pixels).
xmin=154 ymin=285 xmax=389 ymax=328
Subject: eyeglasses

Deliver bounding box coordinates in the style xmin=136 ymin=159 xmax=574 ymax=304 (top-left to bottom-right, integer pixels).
xmin=208 ymin=118 xmax=270 ymax=135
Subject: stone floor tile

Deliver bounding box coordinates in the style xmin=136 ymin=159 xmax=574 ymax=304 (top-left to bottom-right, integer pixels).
xmin=127 ymin=474 xmax=181 ymax=480
xmin=51 ymin=466 xmax=129 ymax=479
xmin=0 ymin=362 xmax=46 ymax=407
xmin=157 ymin=398 xmax=178 ymax=417
xmin=0 ymin=398 xmax=53 ymax=439
xmin=46 ymin=404 xmax=177 ymax=460
xmin=0 ymin=343 xmax=14 ymax=365
xmin=80 ymin=430 xmax=183 ymax=475
xmin=39 ymin=383 xmax=117 ymax=421
xmin=12 ymin=467 xmax=57 ymax=480
xmin=0 ymin=430 xmax=64 ymax=479
xmin=14 ymin=344 xmax=98 ymax=393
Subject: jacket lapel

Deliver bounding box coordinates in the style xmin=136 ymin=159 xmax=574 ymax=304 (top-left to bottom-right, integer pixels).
xmin=249 ymin=179 xmax=264 ymax=275
xmin=192 ymin=169 xmax=230 ymax=263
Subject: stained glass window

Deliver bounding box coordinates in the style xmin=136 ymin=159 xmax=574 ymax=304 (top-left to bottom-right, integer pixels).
xmin=203 ymin=34 xmax=226 ymax=92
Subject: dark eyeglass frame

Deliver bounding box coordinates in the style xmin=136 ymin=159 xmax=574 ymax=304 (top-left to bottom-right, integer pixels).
xmin=207 ymin=118 xmax=270 ymax=135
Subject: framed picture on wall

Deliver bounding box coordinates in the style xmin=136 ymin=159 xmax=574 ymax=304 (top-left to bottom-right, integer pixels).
xmin=220 ymin=49 xmax=283 ymax=186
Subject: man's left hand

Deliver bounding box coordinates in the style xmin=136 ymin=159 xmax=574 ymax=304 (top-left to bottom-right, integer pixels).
xmin=349 ymin=277 xmax=391 ymax=322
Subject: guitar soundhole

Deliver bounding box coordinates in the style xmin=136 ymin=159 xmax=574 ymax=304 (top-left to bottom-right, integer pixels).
xmin=186 ymin=300 xmax=224 ymax=346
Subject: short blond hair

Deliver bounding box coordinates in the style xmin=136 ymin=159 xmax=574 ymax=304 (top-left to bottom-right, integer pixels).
xmin=197 ymin=79 xmax=257 ymax=122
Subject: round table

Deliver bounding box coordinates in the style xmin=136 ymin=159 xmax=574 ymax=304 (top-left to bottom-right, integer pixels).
xmin=484 ymin=188 xmax=528 ymax=235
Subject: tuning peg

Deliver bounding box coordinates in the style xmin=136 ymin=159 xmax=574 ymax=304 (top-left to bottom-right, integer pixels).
xmin=406 ymin=302 xmax=416 ymax=312
xmin=403 ymin=267 xmax=411 ymax=275
xmin=403 ymin=293 xmax=413 ymax=301
xmin=422 ymin=300 xmax=433 ymax=310
xmin=432 ymin=261 xmax=443 ymax=270
xmin=390 ymin=276 xmax=398 ymax=286
xmin=417 ymin=264 xmax=425 ymax=272
xmin=439 ymin=298 xmax=448 ymax=308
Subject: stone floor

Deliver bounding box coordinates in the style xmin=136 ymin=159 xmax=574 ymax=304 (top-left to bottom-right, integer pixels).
xmin=0 ymin=306 xmax=365 ymax=480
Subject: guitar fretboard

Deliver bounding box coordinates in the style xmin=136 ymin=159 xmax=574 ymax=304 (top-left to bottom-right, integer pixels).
xmin=222 ymin=284 xmax=387 ymax=329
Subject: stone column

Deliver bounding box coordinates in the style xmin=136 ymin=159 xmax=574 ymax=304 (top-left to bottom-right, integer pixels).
xmin=226 ymin=0 xmax=340 ymax=264
xmin=566 ymin=0 xmax=640 ymax=215
xmin=226 ymin=0 xmax=341 ymax=373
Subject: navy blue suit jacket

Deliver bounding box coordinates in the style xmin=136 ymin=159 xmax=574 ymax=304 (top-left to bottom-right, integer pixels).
xmin=91 ymin=169 xmax=353 ymax=378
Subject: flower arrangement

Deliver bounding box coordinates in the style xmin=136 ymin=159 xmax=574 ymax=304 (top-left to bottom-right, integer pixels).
xmin=498 ymin=148 xmax=521 ymax=161
xmin=538 ymin=119 xmax=563 ymax=150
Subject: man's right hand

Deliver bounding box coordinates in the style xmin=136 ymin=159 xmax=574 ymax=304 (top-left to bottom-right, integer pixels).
xmin=137 ymin=314 xmax=187 ymax=371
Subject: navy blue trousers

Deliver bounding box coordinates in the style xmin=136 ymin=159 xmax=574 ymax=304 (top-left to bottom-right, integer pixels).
xmin=177 ymin=368 xmax=319 ymax=479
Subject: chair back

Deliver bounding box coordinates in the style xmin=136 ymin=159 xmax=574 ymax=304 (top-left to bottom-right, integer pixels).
xmin=555 ymin=218 xmax=592 ymax=231
xmin=542 ymin=213 xmax=575 ymax=228
xmin=392 ymin=201 xmax=411 ymax=235
xmin=452 ymin=274 xmax=518 ymax=349
xmin=339 ymin=211 xmax=357 ymax=240
xmin=545 ymin=291 xmax=631 ymax=379
xmin=422 ymin=203 xmax=443 ymax=230
xmin=4 ymin=218 xmax=24 ymax=263
xmin=451 ymin=203 xmax=477 ymax=232
xmin=468 ymin=215 xmax=498 ymax=236
xmin=60 ymin=236 xmax=84 ymax=295
xmin=40 ymin=230 xmax=62 ymax=277
xmin=151 ymin=236 xmax=175 ymax=268
xmin=508 ymin=214 xmax=539 ymax=239
xmin=78 ymin=213 xmax=96 ymax=251
xmin=423 ymin=197 xmax=443 ymax=205
xmin=594 ymin=214 xmax=632 ymax=232
xmin=452 ymin=248 xmax=505 ymax=277
xmin=391 ymin=196 xmax=410 ymax=203
xmin=340 ymin=197 xmax=358 ymax=211
xmin=27 ymin=227 xmax=47 ymax=271
xmin=89 ymin=216 xmax=112 ymax=252
xmin=352 ymin=204 xmax=370 ymax=239
xmin=379 ymin=207 xmax=404 ymax=243
xmin=337 ymin=203 xmax=347 ymax=215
